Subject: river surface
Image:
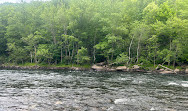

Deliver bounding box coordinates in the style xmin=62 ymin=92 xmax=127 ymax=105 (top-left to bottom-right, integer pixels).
xmin=0 ymin=69 xmax=188 ymax=111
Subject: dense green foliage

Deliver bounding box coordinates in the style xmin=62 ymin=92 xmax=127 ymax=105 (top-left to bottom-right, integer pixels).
xmin=0 ymin=0 xmax=187 ymax=67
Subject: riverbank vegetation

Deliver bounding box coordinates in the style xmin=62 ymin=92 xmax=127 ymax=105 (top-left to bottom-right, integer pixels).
xmin=0 ymin=0 xmax=187 ymax=69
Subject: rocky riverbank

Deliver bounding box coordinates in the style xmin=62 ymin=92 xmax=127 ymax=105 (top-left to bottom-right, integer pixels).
xmin=91 ymin=64 xmax=187 ymax=74
xmin=91 ymin=64 xmax=145 ymax=72
xmin=0 ymin=64 xmax=187 ymax=74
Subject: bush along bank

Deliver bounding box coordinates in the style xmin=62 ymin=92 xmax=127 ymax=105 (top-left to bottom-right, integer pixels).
xmin=0 ymin=63 xmax=90 ymax=71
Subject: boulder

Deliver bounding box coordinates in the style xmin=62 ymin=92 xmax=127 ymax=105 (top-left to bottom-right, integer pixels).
xmin=71 ymin=67 xmax=80 ymax=71
xmin=174 ymin=68 xmax=180 ymax=73
xmin=116 ymin=66 xmax=127 ymax=71
xmin=185 ymin=68 xmax=188 ymax=74
xmin=132 ymin=65 xmax=140 ymax=70
xmin=91 ymin=65 xmax=105 ymax=71
xmin=106 ymin=68 xmax=116 ymax=72
xmin=126 ymin=68 xmax=130 ymax=71
xmin=160 ymin=70 xmax=174 ymax=74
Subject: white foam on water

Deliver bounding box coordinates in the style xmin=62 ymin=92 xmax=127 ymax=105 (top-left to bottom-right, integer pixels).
xmin=132 ymin=80 xmax=144 ymax=84
xmin=118 ymin=77 xmax=133 ymax=81
xmin=180 ymin=81 xmax=188 ymax=87
xmin=114 ymin=98 xmax=128 ymax=104
xmin=181 ymin=83 xmax=188 ymax=87
xmin=182 ymin=81 xmax=188 ymax=83
xmin=119 ymin=78 xmax=128 ymax=81
xmin=168 ymin=82 xmax=179 ymax=86
xmin=114 ymin=98 xmax=136 ymax=105
xmin=150 ymin=107 xmax=155 ymax=111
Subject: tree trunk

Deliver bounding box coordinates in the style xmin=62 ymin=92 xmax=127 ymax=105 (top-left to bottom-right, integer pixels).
xmin=51 ymin=28 xmax=56 ymax=45
xmin=34 ymin=46 xmax=37 ymax=63
xmin=168 ymin=38 xmax=172 ymax=66
xmin=53 ymin=35 xmax=56 ymax=44
xmin=107 ymin=55 xmax=109 ymax=65
xmin=30 ymin=51 xmax=33 ymax=63
xmin=48 ymin=59 xmax=51 ymax=65
xmin=75 ymin=43 xmax=78 ymax=64
xmin=156 ymin=64 xmax=177 ymax=74
xmin=111 ymin=44 xmax=114 ymax=61
xmin=173 ymin=46 xmax=178 ymax=68
xmin=154 ymin=48 xmax=156 ymax=67
xmin=65 ymin=48 xmax=67 ymax=57
xmin=136 ymin=34 xmax=142 ymax=63
xmin=71 ymin=43 xmax=75 ymax=62
xmin=64 ymin=25 xmax=67 ymax=35
xmin=61 ymin=46 xmax=63 ymax=63
xmin=128 ymin=35 xmax=134 ymax=64
xmin=154 ymin=45 xmax=157 ymax=67
xmin=68 ymin=45 xmax=71 ymax=58
xmin=68 ymin=44 xmax=71 ymax=64
xmin=111 ymin=52 xmax=114 ymax=61
xmin=93 ymin=30 xmax=97 ymax=63
xmin=55 ymin=59 xmax=57 ymax=65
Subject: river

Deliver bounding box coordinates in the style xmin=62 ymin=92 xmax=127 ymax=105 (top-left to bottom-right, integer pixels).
xmin=0 ymin=69 xmax=188 ymax=111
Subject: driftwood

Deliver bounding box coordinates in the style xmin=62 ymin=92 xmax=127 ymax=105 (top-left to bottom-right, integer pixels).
xmin=156 ymin=64 xmax=177 ymax=74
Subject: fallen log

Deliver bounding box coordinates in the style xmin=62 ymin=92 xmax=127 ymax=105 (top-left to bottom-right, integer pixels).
xmin=156 ymin=64 xmax=177 ymax=74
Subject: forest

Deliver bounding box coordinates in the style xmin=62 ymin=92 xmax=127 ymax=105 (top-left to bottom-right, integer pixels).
xmin=0 ymin=0 xmax=187 ymax=68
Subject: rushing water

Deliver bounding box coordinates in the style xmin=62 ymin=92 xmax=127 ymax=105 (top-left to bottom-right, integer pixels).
xmin=0 ymin=69 xmax=188 ymax=111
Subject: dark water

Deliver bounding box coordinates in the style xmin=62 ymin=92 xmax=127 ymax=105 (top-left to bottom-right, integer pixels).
xmin=0 ymin=70 xmax=188 ymax=111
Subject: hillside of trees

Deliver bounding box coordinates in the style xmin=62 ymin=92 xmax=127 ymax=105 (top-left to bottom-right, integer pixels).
xmin=0 ymin=0 xmax=187 ymax=68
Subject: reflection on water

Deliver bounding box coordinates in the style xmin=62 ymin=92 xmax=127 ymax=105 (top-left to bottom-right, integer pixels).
xmin=0 ymin=70 xmax=188 ymax=111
